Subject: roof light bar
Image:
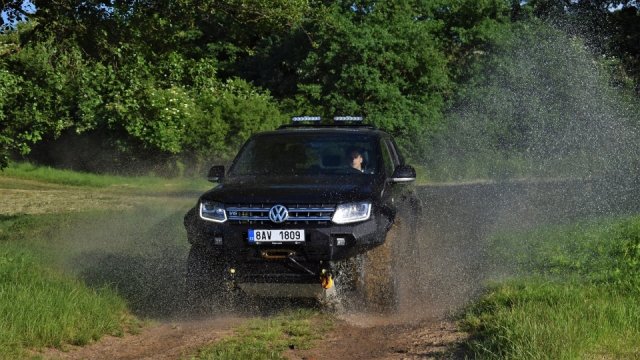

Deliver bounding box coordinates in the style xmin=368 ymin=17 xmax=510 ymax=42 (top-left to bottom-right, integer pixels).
xmin=333 ymin=116 xmax=363 ymax=122
xmin=292 ymin=116 xmax=322 ymax=122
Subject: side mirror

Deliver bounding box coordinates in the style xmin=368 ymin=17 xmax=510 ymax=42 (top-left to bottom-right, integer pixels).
xmin=207 ymin=165 xmax=225 ymax=183
xmin=391 ymin=165 xmax=416 ymax=183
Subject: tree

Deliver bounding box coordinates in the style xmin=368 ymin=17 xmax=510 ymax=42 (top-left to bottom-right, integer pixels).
xmin=0 ymin=1 xmax=293 ymax=172
xmin=294 ymin=0 xmax=451 ymax=156
xmin=290 ymin=0 xmax=513 ymax=157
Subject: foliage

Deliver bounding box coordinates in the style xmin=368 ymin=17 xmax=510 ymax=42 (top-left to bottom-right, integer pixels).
xmin=295 ymin=0 xmax=513 ymax=156
xmin=296 ymin=1 xmax=446 ymax=155
xmin=0 ymin=27 xmax=285 ymax=173
xmin=0 ymin=1 xmax=639 ymax=174
xmin=0 ymin=0 xmax=514 ymax=171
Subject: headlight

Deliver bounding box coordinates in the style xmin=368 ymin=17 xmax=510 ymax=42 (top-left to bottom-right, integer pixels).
xmin=332 ymin=202 xmax=371 ymax=224
xmin=199 ymin=201 xmax=227 ymax=223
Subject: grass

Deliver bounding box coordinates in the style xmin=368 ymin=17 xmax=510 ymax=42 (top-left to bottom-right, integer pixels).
xmin=461 ymin=216 xmax=640 ymax=359
xmin=1 ymin=162 xmax=210 ymax=193
xmin=190 ymin=309 xmax=332 ymax=360
xmin=0 ymin=242 xmax=135 ymax=358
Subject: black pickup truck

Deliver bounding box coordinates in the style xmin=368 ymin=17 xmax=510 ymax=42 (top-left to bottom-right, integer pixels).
xmin=184 ymin=117 xmax=421 ymax=311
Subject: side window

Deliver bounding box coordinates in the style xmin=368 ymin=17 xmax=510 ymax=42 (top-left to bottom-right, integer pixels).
xmin=385 ymin=139 xmax=401 ymax=166
xmin=380 ymin=140 xmax=395 ymax=176
xmin=386 ymin=139 xmax=403 ymax=165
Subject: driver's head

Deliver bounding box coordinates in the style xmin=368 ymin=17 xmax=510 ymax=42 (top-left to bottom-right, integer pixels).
xmin=348 ymin=148 xmax=363 ymax=170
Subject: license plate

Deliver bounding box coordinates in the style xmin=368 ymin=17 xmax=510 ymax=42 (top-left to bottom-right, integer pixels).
xmin=248 ymin=229 xmax=305 ymax=244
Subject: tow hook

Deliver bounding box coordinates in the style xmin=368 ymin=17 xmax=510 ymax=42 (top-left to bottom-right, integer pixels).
xmin=320 ymin=269 xmax=334 ymax=289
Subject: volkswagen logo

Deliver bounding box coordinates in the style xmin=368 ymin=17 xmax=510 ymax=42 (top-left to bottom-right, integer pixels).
xmin=268 ymin=205 xmax=289 ymax=223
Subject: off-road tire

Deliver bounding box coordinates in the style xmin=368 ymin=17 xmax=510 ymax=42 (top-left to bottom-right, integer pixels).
xmin=359 ymin=220 xmax=402 ymax=312
xmin=325 ymin=216 xmax=416 ymax=313
xmin=362 ymin=213 xmax=421 ymax=313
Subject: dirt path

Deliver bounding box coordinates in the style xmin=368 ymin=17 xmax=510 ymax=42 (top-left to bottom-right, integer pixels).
xmin=39 ymin=316 xmax=244 ymax=360
xmin=37 ymin=313 xmax=466 ymax=360
xmin=288 ymin=315 xmax=467 ymax=360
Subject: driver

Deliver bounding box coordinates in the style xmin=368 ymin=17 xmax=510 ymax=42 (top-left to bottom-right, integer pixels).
xmin=348 ymin=148 xmax=365 ymax=172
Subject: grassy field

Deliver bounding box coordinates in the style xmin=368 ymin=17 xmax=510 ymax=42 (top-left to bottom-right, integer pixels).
xmin=2 ymin=162 xmax=210 ymax=193
xmin=5 ymin=162 xmax=639 ymax=359
xmin=461 ymin=217 xmax=640 ymax=359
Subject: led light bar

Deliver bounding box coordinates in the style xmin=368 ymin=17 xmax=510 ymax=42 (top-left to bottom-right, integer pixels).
xmin=333 ymin=116 xmax=363 ymax=122
xmin=291 ymin=116 xmax=322 ymax=122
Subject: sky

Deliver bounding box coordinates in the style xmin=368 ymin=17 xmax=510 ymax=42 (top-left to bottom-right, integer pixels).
xmin=1 ymin=1 xmax=35 ymax=30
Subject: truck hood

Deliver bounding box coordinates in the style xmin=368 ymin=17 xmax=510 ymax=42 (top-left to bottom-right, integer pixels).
xmin=200 ymin=175 xmax=380 ymax=204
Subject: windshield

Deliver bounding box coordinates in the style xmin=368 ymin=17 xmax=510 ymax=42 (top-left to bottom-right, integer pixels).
xmin=229 ymin=133 xmax=379 ymax=176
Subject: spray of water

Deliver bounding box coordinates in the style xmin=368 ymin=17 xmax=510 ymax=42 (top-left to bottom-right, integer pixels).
xmin=44 ymin=199 xmax=195 ymax=319
xmin=400 ymin=20 xmax=640 ymax=318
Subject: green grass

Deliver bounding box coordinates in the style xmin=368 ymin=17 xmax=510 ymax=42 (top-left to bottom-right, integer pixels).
xmin=461 ymin=216 xmax=640 ymax=359
xmin=0 ymin=242 xmax=134 ymax=358
xmin=1 ymin=162 xmax=210 ymax=193
xmin=191 ymin=309 xmax=332 ymax=360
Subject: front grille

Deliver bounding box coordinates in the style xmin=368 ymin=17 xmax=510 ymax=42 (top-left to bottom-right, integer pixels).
xmin=226 ymin=204 xmax=335 ymax=225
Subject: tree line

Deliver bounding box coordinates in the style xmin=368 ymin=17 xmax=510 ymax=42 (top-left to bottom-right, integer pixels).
xmin=1 ymin=1 xmax=638 ymax=177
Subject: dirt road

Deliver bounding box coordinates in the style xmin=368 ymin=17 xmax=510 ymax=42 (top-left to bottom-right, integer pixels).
xmin=40 ymin=317 xmax=243 ymax=360
xmin=37 ymin=314 xmax=465 ymax=360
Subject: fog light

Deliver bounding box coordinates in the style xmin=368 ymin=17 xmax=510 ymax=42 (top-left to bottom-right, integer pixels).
xmin=336 ymin=237 xmax=346 ymax=246
xmin=214 ymin=236 xmax=223 ymax=245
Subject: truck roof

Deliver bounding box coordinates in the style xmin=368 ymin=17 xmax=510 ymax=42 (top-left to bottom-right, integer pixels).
xmin=268 ymin=125 xmax=387 ymax=138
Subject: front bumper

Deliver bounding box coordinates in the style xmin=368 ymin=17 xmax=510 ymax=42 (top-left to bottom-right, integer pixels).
xmin=184 ymin=207 xmax=391 ymax=284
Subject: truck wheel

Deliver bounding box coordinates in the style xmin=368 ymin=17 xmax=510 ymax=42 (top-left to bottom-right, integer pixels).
xmin=327 ymin=216 xmax=417 ymax=313
xmin=185 ymin=245 xmax=235 ymax=313
xmin=359 ymin=220 xmax=404 ymax=312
